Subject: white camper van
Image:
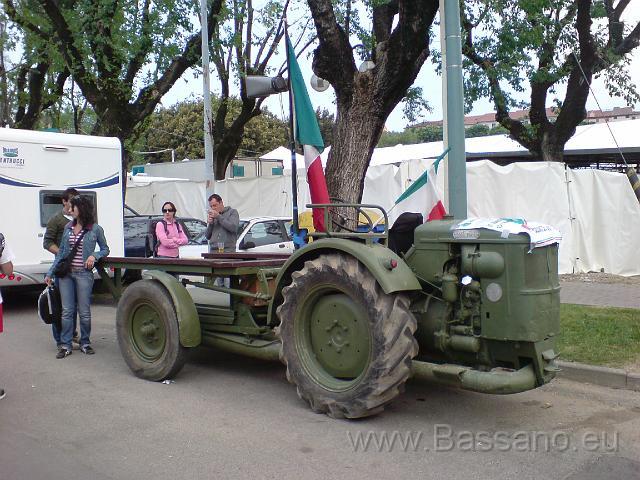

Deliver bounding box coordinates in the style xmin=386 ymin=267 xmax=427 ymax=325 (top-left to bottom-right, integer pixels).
xmin=0 ymin=129 xmax=124 ymax=289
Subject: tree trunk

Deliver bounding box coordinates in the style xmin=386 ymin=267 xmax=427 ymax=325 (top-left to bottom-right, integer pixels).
xmin=214 ymin=140 xmax=239 ymax=180
xmin=538 ymin=131 xmax=565 ymax=163
xmin=325 ymin=88 xmax=386 ymax=203
xmin=307 ymin=0 xmax=439 ymax=205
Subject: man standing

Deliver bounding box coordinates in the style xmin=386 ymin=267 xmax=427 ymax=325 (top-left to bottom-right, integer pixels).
xmin=0 ymin=232 xmax=14 ymax=400
xmin=43 ymin=188 xmax=79 ymax=255
xmin=43 ymin=188 xmax=79 ymax=347
xmin=205 ymin=194 xmax=239 ymax=253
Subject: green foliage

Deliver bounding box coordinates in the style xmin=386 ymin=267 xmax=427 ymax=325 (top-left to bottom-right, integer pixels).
xmin=417 ymin=125 xmax=443 ymax=143
xmin=35 ymin=102 xmax=97 ymax=133
xmin=377 ymin=128 xmax=427 ymax=147
xmin=377 ymin=125 xmax=443 ymax=147
xmin=0 ymin=9 xmax=68 ymax=128
xmin=558 ymin=304 xmax=640 ymax=367
xmin=462 ymin=0 xmax=639 ymax=116
xmin=464 ymin=124 xmax=490 ymax=138
xmin=402 ymin=87 xmax=432 ymax=124
xmin=459 ymin=0 xmax=640 ymax=160
xmin=37 ymin=0 xmax=195 ymax=97
xmin=134 ymin=97 xmax=288 ymax=166
xmin=328 ymin=1 xmax=431 ymax=124
xmin=600 ymin=55 xmax=640 ymax=107
xmin=590 ymin=1 xmax=607 ymax=19
xmin=378 ymin=122 xmax=510 ymax=147
xmin=488 ymin=124 xmax=509 ymax=135
xmin=2 ymin=0 xmax=207 ymax=135
xmin=5 ymin=0 xmax=293 ymax=179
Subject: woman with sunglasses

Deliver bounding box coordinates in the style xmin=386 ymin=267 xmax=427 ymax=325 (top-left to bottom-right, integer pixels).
xmin=45 ymin=195 xmax=109 ymax=359
xmin=155 ymin=201 xmax=188 ymax=258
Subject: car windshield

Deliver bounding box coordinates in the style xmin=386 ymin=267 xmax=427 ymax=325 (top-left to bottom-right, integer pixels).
xmin=182 ymin=219 xmax=207 ymax=240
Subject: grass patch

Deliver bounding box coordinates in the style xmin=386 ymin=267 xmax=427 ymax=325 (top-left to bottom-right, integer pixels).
xmin=558 ymin=304 xmax=640 ymax=368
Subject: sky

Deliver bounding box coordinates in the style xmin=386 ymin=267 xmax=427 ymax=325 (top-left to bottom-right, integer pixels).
xmin=160 ymin=4 xmax=640 ymax=133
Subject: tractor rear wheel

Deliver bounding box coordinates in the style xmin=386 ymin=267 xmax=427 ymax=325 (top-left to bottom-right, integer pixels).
xmin=116 ymin=280 xmax=187 ymax=381
xmin=277 ymin=253 xmax=418 ymax=418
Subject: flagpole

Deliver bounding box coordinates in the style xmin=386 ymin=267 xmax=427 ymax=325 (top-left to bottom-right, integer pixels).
xmin=284 ymin=20 xmax=301 ymax=243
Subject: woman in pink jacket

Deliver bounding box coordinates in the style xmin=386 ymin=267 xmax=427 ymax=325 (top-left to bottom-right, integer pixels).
xmin=155 ymin=202 xmax=189 ymax=258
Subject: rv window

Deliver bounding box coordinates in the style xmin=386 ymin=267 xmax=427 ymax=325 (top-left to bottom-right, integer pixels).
xmin=39 ymin=190 xmax=97 ymax=227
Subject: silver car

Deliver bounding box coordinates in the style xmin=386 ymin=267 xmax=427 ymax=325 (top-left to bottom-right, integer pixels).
xmin=178 ymin=216 xmax=294 ymax=258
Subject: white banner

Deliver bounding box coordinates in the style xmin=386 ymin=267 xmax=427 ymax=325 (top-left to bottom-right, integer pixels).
xmin=454 ymin=217 xmax=562 ymax=250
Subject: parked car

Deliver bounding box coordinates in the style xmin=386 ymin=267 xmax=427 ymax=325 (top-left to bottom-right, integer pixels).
xmin=123 ymin=215 xmax=208 ymax=258
xmin=179 ymin=216 xmax=294 ymax=258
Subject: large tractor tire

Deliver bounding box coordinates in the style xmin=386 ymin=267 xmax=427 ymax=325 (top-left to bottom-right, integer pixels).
xmin=116 ymin=280 xmax=187 ymax=381
xmin=277 ymin=253 xmax=418 ymax=418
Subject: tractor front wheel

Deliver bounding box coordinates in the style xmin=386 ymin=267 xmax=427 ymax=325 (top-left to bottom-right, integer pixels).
xmin=277 ymin=253 xmax=418 ymax=418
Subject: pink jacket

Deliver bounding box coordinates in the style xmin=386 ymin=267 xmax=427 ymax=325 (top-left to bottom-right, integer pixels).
xmin=156 ymin=220 xmax=188 ymax=257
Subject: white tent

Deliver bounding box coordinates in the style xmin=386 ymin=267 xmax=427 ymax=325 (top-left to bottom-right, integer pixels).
xmin=127 ymin=173 xmax=190 ymax=185
xmin=126 ymin=119 xmax=640 ymax=275
xmin=262 ymin=145 xmax=331 ymax=171
xmin=126 ymin=160 xmax=640 ymax=275
xmin=260 ymin=146 xmax=304 ymax=171
xmin=126 ymin=175 xmax=207 ymax=220
xmin=369 ymin=119 xmax=640 ymax=165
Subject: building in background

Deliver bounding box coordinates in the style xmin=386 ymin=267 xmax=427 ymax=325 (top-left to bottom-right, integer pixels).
xmin=135 ymin=156 xmax=284 ymax=180
xmin=412 ymin=106 xmax=640 ymax=130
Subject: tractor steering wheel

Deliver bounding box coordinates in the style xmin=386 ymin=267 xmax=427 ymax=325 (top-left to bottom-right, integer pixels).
xmin=328 ymin=197 xmax=375 ymax=233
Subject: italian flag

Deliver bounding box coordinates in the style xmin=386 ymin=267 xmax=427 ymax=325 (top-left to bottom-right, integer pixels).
xmin=389 ymin=159 xmax=446 ymax=227
xmin=287 ymin=36 xmax=330 ymax=232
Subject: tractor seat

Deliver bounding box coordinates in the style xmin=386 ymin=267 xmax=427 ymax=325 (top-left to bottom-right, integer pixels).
xmin=388 ymin=212 xmax=424 ymax=257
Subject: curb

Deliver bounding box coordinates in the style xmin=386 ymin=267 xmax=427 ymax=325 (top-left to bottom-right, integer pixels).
xmin=557 ymin=360 xmax=640 ymax=392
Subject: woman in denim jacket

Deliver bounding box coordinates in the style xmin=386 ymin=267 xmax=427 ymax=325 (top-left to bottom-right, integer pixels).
xmin=45 ymin=196 xmax=109 ymax=359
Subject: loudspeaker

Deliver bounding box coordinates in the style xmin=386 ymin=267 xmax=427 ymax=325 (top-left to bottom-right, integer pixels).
xmin=245 ymin=76 xmax=288 ymax=99
xmin=310 ymin=74 xmax=330 ymax=92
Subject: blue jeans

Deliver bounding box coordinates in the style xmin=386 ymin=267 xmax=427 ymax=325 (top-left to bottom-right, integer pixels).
xmin=52 ymin=277 xmax=77 ymax=346
xmin=58 ymin=270 xmax=94 ymax=350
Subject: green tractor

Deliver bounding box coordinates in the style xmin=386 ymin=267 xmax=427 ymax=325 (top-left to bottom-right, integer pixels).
xmin=101 ymin=204 xmax=560 ymax=419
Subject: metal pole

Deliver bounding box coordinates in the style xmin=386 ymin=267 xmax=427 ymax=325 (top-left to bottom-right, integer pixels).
xmin=442 ymin=0 xmax=467 ymax=218
xmin=200 ymin=0 xmax=215 ymax=201
xmin=284 ymin=22 xmax=300 ymax=238
xmin=439 ymin=2 xmax=449 ymax=211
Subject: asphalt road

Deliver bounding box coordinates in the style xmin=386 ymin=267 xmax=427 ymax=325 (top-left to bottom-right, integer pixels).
xmin=1 ymin=291 xmax=640 ymax=480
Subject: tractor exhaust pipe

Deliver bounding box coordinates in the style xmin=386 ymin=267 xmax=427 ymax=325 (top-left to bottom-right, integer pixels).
xmin=410 ymin=361 xmax=539 ymax=395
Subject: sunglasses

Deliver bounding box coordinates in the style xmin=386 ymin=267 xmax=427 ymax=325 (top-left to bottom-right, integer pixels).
xmin=162 ymin=208 xmax=175 ymax=213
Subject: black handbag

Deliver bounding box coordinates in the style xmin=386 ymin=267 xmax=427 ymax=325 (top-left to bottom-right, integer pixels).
xmin=37 ymin=285 xmax=62 ymax=329
xmin=54 ymin=229 xmax=87 ymax=278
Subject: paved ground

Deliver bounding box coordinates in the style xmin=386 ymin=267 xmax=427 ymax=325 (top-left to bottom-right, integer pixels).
xmin=2 ymin=292 xmax=640 ymax=480
xmin=560 ymin=281 xmax=640 ymax=309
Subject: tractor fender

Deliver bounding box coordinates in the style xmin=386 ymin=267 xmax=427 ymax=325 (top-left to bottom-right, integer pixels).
xmin=268 ymin=238 xmax=421 ymax=326
xmin=143 ymin=271 xmax=201 ymax=347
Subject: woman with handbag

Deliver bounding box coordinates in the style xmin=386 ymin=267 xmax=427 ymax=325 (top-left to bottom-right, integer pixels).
xmin=45 ymin=196 xmax=109 ymax=359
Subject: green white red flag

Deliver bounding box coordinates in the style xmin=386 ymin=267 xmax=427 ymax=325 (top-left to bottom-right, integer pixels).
xmin=286 ymin=35 xmax=330 ymax=232
xmin=389 ymin=158 xmax=446 ymax=226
